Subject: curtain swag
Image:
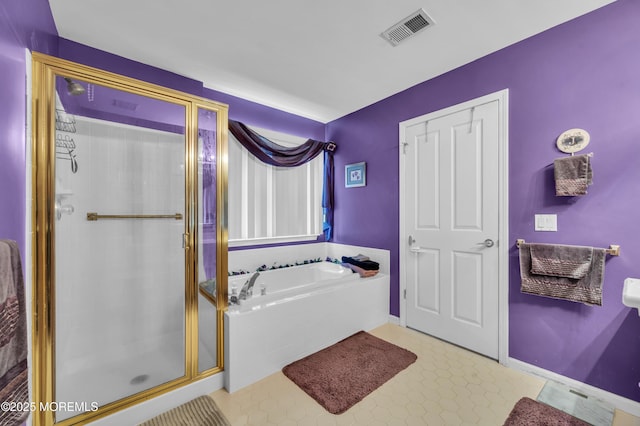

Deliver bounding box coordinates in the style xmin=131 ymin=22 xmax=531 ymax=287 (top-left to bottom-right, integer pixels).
xmin=229 ymin=120 xmax=335 ymax=166
xmin=228 ymin=120 xmax=337 ymax=240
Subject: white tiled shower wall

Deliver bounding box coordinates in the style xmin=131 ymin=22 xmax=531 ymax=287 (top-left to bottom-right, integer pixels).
xmin=54 ymin=116 xmax=185 ymax=388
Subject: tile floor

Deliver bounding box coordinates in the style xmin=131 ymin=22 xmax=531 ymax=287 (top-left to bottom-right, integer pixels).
xmin=211 ymin=324 xmax=640 ymax=425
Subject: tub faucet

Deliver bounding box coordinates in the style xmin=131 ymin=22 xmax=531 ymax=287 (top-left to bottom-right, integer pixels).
xmin=239 ymin=272 xmax=260 ymax=300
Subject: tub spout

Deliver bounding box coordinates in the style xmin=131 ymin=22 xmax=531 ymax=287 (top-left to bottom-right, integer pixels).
xmin=239 ymin=272 xmax=260 ymax=300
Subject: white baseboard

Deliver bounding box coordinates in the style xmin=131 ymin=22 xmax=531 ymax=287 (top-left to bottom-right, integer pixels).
xmin=388 ymin=315 xmax=400 ymax=325
xmin=508 ymin=358 xmax=640 ymax=417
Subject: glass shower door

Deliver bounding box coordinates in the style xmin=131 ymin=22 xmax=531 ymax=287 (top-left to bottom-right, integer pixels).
xmin=197 ymin=106 xmax=219 ymax=373
xmin=53 ymin=75 xmax=187 ymax=422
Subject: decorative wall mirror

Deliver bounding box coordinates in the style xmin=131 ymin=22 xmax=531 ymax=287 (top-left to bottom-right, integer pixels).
xmin=556 ymin=128 xmax=590 ymax=154
xmin=31 ymin=52 xmax=228 ymax=426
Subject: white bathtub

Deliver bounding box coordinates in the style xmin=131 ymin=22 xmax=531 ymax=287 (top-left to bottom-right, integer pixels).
xmin=227 ymin=261 xmax=359 ymax=312
xmin=224 ymin=261 xmax=389 ymax=392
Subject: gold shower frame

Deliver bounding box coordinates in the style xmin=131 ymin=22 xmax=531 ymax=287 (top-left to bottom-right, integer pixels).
xmin=31 ymin=53 xmax=229 ymax=426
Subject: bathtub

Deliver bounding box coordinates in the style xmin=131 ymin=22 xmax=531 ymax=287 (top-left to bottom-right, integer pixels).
xmin=224 ymin=261 xmax=389 ymax=392
xmin=227 ymin=261 xmax=359 ymax=312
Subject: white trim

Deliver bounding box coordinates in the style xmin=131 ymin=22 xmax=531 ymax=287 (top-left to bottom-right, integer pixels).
xmin=508 ymin=358 xmax=640 ymax=418
xmin=306 ymin=162 xmax=312 ymax=234
xmin=388 ymin=315 xmax=400 ymax=325
xmin=24 ymin=48 xmax=34 ymax=426
xmin=228 ymin=234 xmax=320 ymax=248
xmin=398 ymin=89 xmax=509 ymax=364
xmin=266 ymin=164 xmax=274 ymax=237
xmin=497 ymin=90 xmax=510 ymax=364
xmin=240 ymin=148 xmax=249 ymax=239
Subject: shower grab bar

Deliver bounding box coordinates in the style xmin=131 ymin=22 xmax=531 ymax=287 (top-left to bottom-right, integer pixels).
xmin=86 ymin=212 xmax=183 ymax=221
xmin=515 ymin=239 xmax=620 ymax=256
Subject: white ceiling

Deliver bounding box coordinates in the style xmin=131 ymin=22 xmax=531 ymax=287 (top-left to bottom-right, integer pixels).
xmin=49 ymin=0 xmax=616 ymax=123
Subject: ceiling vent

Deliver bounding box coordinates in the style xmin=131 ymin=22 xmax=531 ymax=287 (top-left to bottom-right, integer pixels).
xmin=381 ymin=8 xmax=435 ymax=47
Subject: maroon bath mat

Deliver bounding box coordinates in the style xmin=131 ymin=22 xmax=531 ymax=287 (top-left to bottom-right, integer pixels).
xmin=282 ymin=331 xmax=417 ymax=414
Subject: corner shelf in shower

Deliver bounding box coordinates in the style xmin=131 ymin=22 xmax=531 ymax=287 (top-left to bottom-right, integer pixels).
xmin=55 ymin=109 xmax=77 ymax=133
xmin=55 ymin=111 xmax=79 ymax=173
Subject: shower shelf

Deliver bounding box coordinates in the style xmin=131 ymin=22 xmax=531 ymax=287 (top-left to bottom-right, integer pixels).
xmin=55 ymin=110 xmax=79 ymax=173
xmin=55 ymin=109 xmax=77 ymax=133
xmin=56 ymin=134 xmax=76 ymax=150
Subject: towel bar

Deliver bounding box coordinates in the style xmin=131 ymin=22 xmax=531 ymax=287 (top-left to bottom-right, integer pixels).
xmin=86 ymin=212 xmax=183 ymax=221
xmin=516 ymin=239 xmax=620 ymax=256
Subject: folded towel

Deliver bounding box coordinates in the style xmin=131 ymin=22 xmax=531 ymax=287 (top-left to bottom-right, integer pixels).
xmin=519 ymin=243 xmax=606 ymax=306
xmin=0 ymin=240 xmax=29 ymax=426
xmin=341 ymin=256 xmax=379 ymax=271
xmin=342 ymin=263 xmax=379 ymax=278
xmin=351 ymin=254 xmax=370 ymax=262
xmin=554 ymin=154 xmax=593 ymax=196
xmin=530 ymin=244 xmax=593 ymax=279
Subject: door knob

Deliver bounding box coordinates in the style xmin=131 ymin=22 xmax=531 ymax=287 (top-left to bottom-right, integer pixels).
xmin=483 ymin=239 xmax=495 ymax=248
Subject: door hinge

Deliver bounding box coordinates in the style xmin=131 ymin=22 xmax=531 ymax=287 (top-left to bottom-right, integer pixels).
xmin=402 ymin=141 xmax=409 ymax=154
xmin=403 ymin=289 xmax=407 ymax=299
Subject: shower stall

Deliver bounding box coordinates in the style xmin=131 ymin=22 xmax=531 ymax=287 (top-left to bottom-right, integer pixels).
xmin=31 ymin=53 xmax=228 ymax=426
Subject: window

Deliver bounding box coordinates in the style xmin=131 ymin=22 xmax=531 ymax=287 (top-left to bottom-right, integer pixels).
xmin=228 ymin=126 xmax=323 ymax=246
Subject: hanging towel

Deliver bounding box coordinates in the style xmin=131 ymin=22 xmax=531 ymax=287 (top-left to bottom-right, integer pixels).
xmin=0 ymin=240 xmax=29 ymax=426
xmin=554 ymin=154 xmax=593 ymax=196
xmin=529 ymin=244 xmax=593 ymax=279
xmin=519 ymin=242 xmax=606 ymax=306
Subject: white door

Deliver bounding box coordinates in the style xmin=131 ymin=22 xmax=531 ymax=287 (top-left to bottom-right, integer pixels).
xmin=400 ymin=96 xmax=503 ymax=359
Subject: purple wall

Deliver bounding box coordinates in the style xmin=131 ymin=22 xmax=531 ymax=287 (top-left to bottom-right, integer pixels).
xmin=327 ymin=0 xmax=640 ymax=402
xmin=0 ymin=0 xmax=57 ymax=256
xmin=58 ymin=38 xmax=203 ymax=97
xmin=6 ymin=0 xmax=640 ymax=405
xmin=203 ymin=88 xmax=325 ymax=141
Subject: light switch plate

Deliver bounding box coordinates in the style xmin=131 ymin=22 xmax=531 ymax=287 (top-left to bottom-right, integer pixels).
xmin=535 ymin=214 xmax=557 ymax=231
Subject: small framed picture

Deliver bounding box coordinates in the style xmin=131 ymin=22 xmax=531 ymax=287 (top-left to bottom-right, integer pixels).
xmin=345 ymin=162 xmax=366 ymax=188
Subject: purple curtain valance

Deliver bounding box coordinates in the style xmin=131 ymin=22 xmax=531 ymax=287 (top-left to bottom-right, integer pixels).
xmin=229 ymin=120 xmax=336 ymax=167
xmin=228 ymin=119 xmax=336 ymax=240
